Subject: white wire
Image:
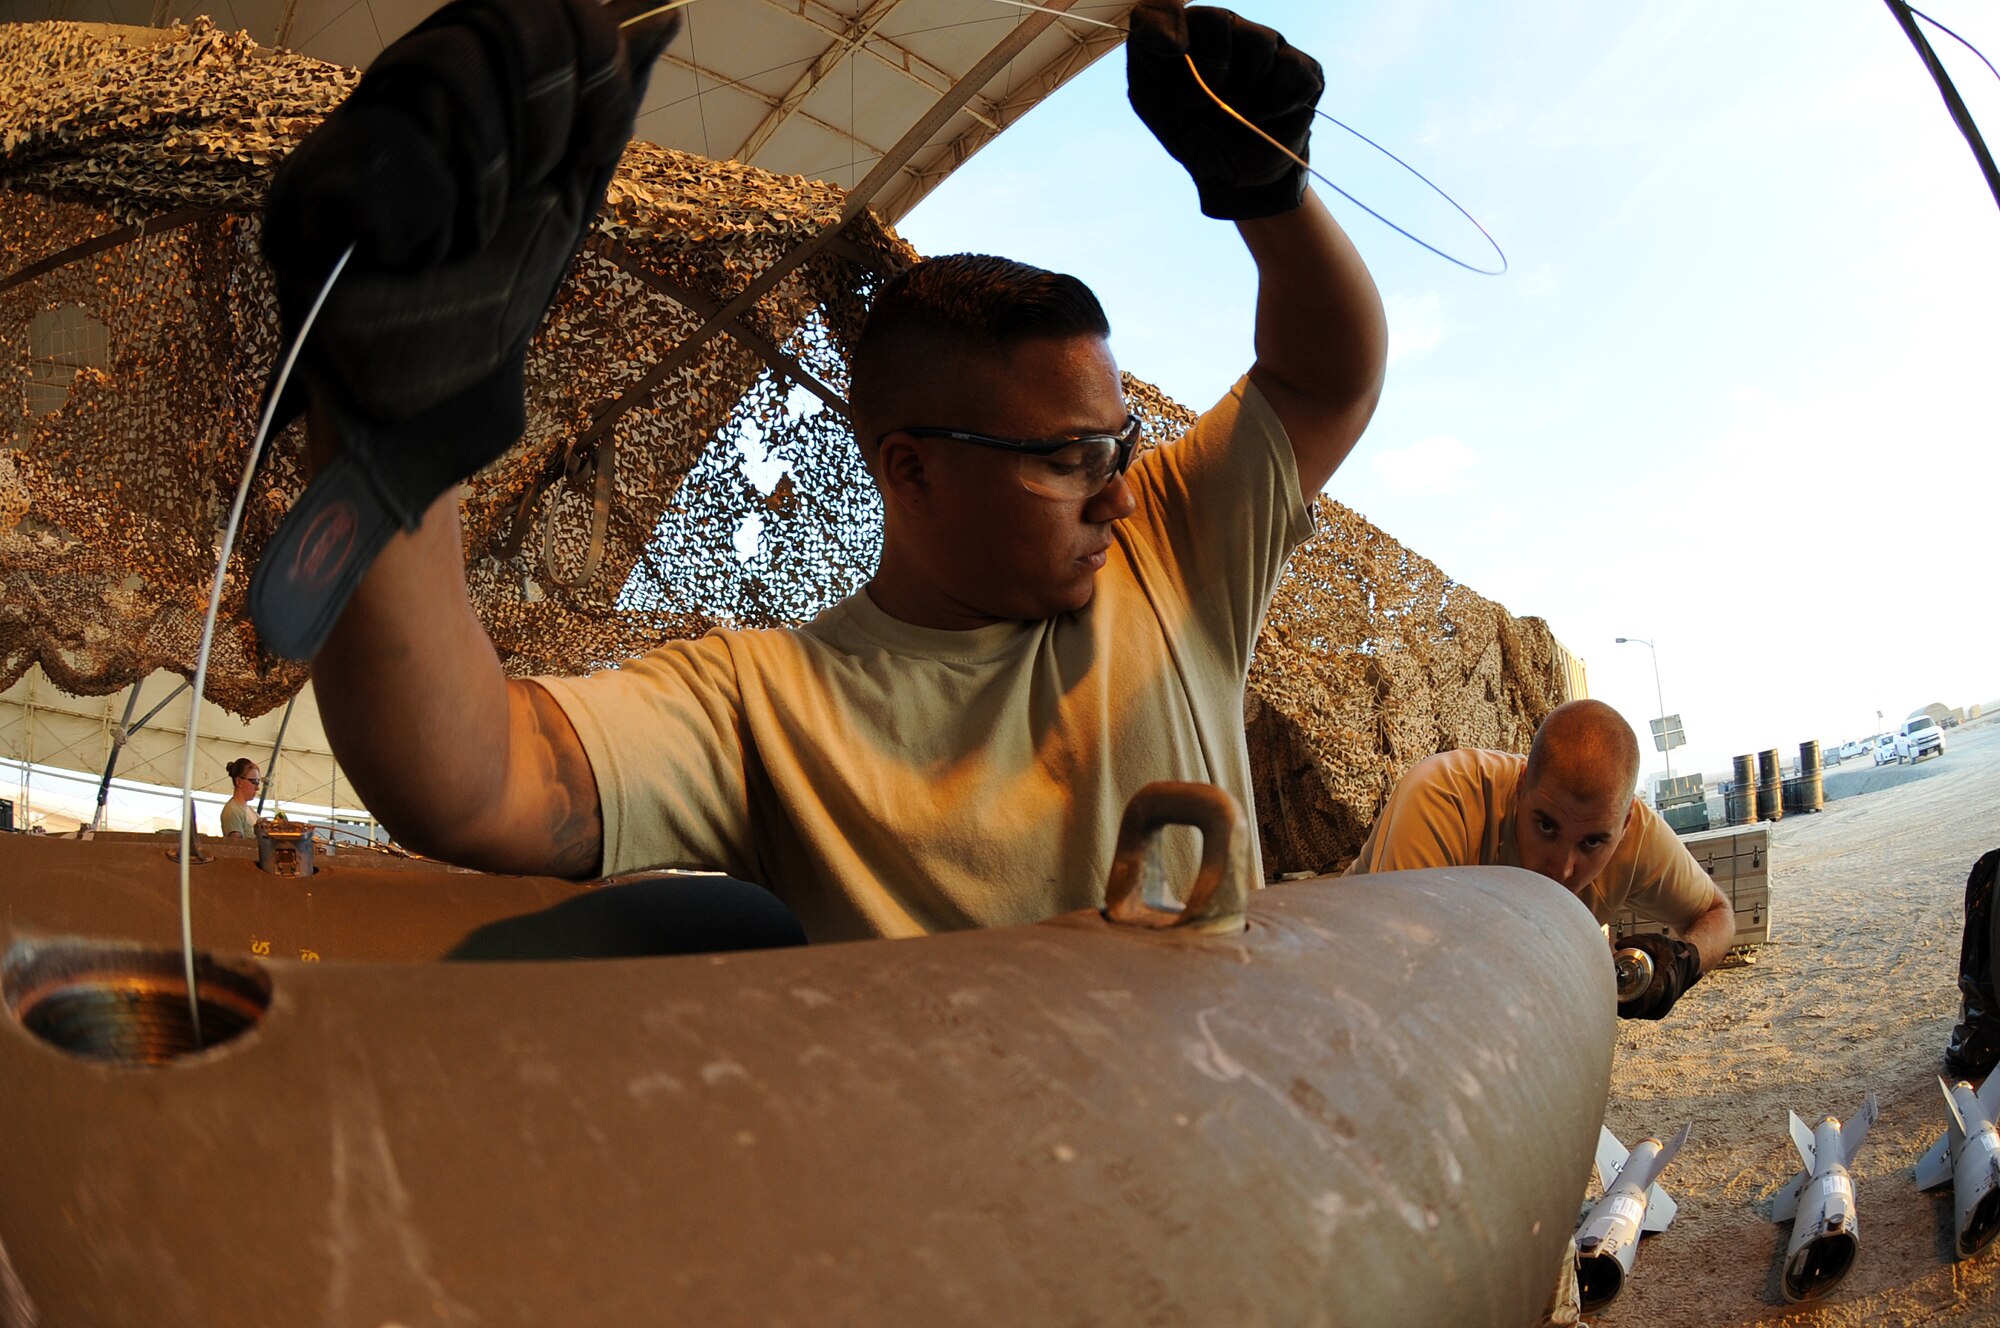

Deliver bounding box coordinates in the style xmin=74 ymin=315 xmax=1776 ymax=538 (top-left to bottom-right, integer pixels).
xmin=176 ymin=242 xmax=355 ymax=1047
xmin=981 ymin=0 xmax=1124 ymax=30
xmin=1179 ymin=56 xmax=1507 ymax=275
xmin=614 ymin=0 xmax=705 ymax=29
xmin=975 ymin=0 xmax=1507 ymax=274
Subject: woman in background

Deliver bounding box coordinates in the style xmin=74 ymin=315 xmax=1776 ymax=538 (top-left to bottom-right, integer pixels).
xmin=221 ymin=758 xmax=260 ymax=838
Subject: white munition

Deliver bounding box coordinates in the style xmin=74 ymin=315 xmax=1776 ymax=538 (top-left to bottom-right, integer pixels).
xmin=1574 ymin=1123 xmax=1691 ymax=1312
xmin=1770 ymin=1094 xmax=1877 ymax=1301
xmin=1916 ymin=1074 xmax=2000 ymax=1258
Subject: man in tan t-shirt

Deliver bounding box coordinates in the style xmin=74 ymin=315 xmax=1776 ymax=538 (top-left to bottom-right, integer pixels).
xmin=261 ymin=0 xmax=1389 ymax=941
xmin=1347 ymin=699 xmax=1735 ymax=1020
xmin=1348 ymin=699 xmax=1733 ymax=1328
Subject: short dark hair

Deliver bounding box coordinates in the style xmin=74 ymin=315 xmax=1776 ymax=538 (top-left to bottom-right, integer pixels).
xmin=850 ymin=254 xmax=1110 ymax=431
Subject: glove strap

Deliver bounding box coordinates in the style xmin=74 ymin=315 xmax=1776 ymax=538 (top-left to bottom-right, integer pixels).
xmin=1195 ymin=170 xmax=1309 ymax=222
xmin=248 ymin=360 xmax=527 ymax=661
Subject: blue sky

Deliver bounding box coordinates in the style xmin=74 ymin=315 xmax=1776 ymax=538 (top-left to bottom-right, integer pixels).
xmin=897 ymin=0 xmax=2000 ymax=781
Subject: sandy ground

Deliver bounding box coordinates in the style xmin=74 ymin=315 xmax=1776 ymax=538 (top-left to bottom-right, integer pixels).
xmin=1595 ymin=719 xmax=2000 ymax=1327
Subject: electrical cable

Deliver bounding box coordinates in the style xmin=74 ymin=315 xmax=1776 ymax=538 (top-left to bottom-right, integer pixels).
xmin=175 ymin=242 xmax=354 ymax=1048
xmin=1903 ymin=5 xmax=2000 ymax=85
xmin=1885 ymin=0 xmax=2000 ymax=216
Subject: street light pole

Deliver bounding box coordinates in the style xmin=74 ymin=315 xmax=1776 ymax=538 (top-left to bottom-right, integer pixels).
xmin=1614 ymin=636 xmax=1672 ymax=782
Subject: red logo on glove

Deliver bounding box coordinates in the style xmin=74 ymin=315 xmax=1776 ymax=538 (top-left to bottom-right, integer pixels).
xmin=290 ymin=501 xmax=359 ymax=592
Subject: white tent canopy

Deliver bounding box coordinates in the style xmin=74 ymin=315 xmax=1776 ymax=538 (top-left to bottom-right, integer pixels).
xmin=0 ymin=0 xmax=1132 ymax=226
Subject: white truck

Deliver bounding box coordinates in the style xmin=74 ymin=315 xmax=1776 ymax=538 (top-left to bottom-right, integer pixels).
xmin=1896 ymin=715 xmax=1947 ymax=764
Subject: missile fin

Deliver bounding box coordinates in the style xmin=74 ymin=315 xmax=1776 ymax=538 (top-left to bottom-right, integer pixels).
xmin=1595 ymin=1126 xmax=1629 ymax=1191
xmin=1642 ymin=1182 xmax=1679 ymax=1233
xmin=1915 ymin=1131 xmax=1953 ymax=1191
xmin=1978 ymin=1071 xmax=2000 ymax=1123
xmin=1770 ymin=1168 xmax=1807 ymax=1223
xmin=1943 ymin=1076 xmax=1970 ymax=1145
xmin=1843 ymin=1093 xmax=1878 ymax=1167
xmin=1789 ymin=1110 xmax=1816 ymax=1169
xmin=1652 ymin=1122 xmax=1694 ymax=1175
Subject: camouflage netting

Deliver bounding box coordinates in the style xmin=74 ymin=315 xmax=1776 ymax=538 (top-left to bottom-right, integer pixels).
xmin=0 ymin=18 xmax=1577 ymax=871
xmin=1248 ymin=515 xmax=1579 ymax=874
xmin=0 ymin=18 xmax=911 ymax=712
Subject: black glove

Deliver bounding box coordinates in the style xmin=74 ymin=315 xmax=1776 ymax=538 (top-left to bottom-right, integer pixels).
xmin=250 ymin=0 xmax=680 ymax=660
xmin=1126 ymin=0 xmax=1322 ymax=220
xmin=1615 ymin=934 xmax=1704 ymax=1021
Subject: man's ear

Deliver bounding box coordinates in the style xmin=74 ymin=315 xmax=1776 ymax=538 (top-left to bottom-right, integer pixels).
xmin=1604 ymin=800 xmax=1637 ymax=852
xmin=873 ymin=432 xmax=930 ymax=506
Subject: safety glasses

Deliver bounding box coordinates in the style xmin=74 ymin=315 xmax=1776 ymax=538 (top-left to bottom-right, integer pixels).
xmin=888 ymin=415 xmax=1142 ymax=500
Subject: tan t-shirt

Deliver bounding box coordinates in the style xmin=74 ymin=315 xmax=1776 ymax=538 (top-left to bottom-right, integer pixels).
xmin=537 ymin=377 xmax=1311 ymax=941
xmin=1342 ymin=748 xmax=1718 ymax=928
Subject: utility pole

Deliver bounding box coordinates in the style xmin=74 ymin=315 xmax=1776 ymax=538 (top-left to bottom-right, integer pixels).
xmin=1615 ymin=636 xmax=1672 ymax=782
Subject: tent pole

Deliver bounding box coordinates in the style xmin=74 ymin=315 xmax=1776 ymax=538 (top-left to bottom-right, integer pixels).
xmin=256 ymin=695 xmax=296 ymax=817
xmin=91 ymin=683 xmax=145 ymax=832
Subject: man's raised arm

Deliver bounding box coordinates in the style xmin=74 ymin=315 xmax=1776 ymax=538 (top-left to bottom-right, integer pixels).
xmin=309 ymin=452 xmax=604 ymax=878
xmin=1239 ymin=194 xmax=1388 ymax=497
xmin=1125 ymin=0 xmax=1388 ymax=496
xmin=250 ymin=0 xmax=682 ymax=876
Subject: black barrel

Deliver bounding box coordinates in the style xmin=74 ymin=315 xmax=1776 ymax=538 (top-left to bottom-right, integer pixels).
xmin=1757 ymin=748 xmax=1784 ymax=822
xmin=1794 ymin=739 xmax=1825 ymax=813
xmin=1729 ymin=756 xmax=1757 ymax=826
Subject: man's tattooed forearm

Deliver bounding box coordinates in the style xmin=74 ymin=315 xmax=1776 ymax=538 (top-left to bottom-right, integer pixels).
xmin=523 ymin=683 xmax=603 ymax=879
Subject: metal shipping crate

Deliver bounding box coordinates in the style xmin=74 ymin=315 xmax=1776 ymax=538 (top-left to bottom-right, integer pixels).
xmin=1613 ymin=823 xmax=1771 ymax=948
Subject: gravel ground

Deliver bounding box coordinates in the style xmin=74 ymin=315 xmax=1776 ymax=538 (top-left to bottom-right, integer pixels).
xmin=1594 ymin=719 xmax=2000 ymax=1327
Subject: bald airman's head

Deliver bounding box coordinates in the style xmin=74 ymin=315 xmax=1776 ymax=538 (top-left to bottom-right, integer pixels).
xmin=1515 ymin=700 xmax=1642 ymax=891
